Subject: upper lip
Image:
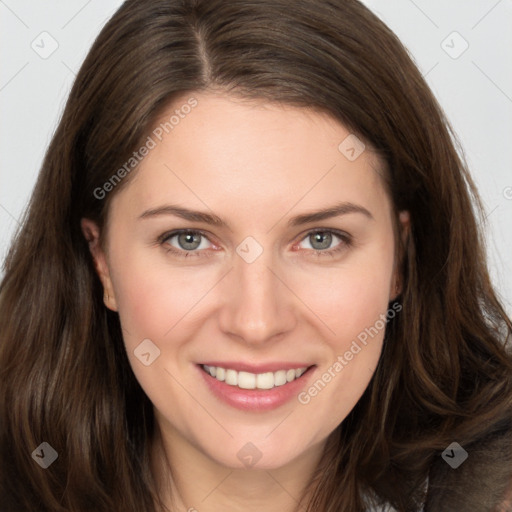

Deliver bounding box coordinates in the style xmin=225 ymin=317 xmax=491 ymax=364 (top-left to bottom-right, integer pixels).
xmin=199 ymin=361 xmax=315 ymax=373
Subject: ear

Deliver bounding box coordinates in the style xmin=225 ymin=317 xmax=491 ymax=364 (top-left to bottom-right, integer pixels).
xmin=81 ymin=218 xmax=118 ymax=311
xmin=390 ymin=210 xmax=410 ymax=301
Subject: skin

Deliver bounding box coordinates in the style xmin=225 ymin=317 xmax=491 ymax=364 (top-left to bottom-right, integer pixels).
xmin=82 ymin=91 xmax=410 ymax=512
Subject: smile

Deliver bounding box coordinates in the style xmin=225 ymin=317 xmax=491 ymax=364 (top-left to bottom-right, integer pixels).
xmin=201 ymin=364 xmax=309 ymax=390
xmin=197 ymin=362 xmax=316 ymax=411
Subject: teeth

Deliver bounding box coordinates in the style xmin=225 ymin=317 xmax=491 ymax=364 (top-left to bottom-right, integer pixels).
xmin=238 ymin=371 xmax=256 ymax=389
xmin=274 ymin=370 xmax=287 ymax=386
xmin=256 ymin=372 xmax=274 ymax=389
xmin=202 ymin=364 xmax=309 ymax=390
xmin=216 ymin=367 xmax=225 ymax=381
xmin=225 ymin=369 xmax=238 ymax=386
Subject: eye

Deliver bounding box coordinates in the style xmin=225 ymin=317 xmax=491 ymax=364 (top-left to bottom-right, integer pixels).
xmin=158 ymin=229 xmax=214 ymax=258
xmin=295 ymin=229 xmax=352 ymax=258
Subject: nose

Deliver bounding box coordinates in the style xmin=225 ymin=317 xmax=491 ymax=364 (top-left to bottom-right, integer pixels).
xmin=218 ymin=248 xmax=297 ymax=346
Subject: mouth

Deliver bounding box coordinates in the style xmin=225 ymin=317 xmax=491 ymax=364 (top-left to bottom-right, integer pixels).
xmin=200 ymin=363 xmax=312 ymax=390
xmin=196 ymin=362 xmax=316 ymax=411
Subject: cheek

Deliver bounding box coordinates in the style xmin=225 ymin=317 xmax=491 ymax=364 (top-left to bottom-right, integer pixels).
xmin=105 ymin=240 xmax=185 ymax=381
xmin=290 ymin=239 xmax=395 ymax=429
xmin=107 ymin=243 xmax=219 ymax=377
xmin=107 ymin=230 xmax=201 ymax=340
xmin=291 ymin=241 xmax=395 ymax=348
xmin=111 ymin=262 xmax=174 ymax=343
xmin=107 ymin=250 xmax=202 ymax=413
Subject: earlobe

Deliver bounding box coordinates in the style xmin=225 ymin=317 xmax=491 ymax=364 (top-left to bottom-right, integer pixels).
xmin=80 ymin=218 xmax=118 ymax=311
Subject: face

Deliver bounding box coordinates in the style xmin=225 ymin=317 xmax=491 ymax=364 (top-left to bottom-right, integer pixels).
xmin=82 ymin=91 xmax=408 ymax=471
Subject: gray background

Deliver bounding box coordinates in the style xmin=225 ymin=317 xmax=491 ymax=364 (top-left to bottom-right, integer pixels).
xmin=1 ymin=0 xmax=511 ymax=314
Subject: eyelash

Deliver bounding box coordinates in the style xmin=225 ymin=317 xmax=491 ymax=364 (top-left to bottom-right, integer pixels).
xmin=156 ymin=228 xmax=353 ymax=259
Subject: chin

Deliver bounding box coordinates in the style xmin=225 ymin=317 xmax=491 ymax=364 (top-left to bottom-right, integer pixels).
xmin=202 ymin=431 xmax=318 ymax=471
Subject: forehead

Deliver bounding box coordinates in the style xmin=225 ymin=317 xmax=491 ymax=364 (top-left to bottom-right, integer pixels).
xmin=110 ymin=91 xmax=389 ymax=224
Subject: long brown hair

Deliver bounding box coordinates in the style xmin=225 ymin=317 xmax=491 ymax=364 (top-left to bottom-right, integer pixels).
xmin=1 ymin=0 xmax=511 ymax=510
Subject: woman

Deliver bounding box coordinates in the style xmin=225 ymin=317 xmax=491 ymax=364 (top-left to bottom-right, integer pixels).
xmin=1 ymin=0 xmax=511 ymax=510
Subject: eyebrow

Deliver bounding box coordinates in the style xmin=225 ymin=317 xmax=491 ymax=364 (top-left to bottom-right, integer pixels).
xmin=138 ymin=201 xmax=374 ymax=228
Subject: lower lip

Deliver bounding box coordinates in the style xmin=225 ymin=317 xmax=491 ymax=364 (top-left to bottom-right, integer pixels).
xmin=197 ymin=364 xmax=316 ymax=411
